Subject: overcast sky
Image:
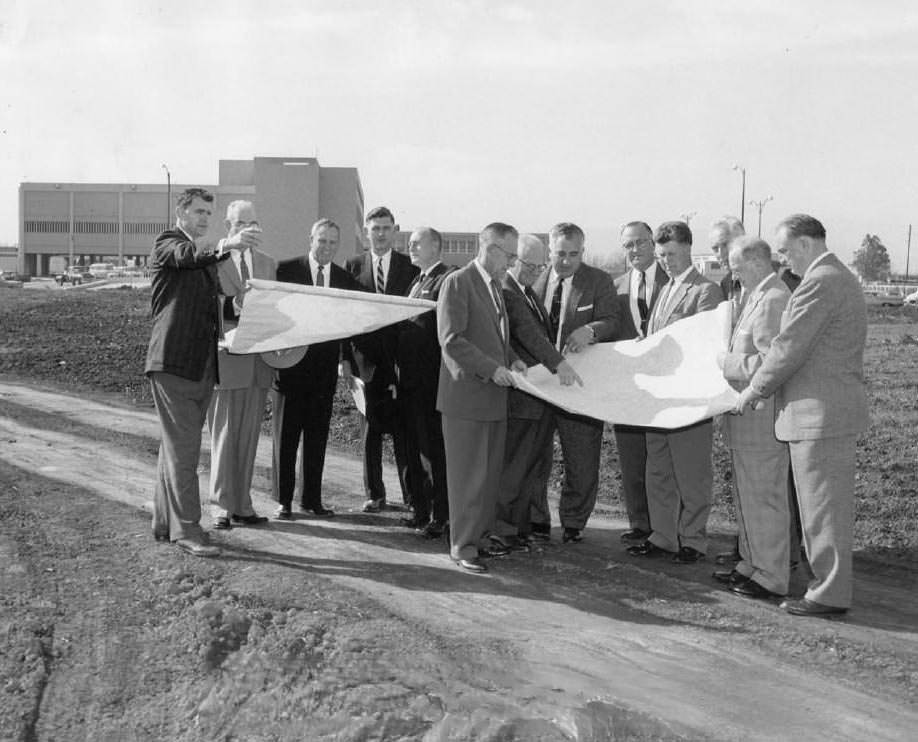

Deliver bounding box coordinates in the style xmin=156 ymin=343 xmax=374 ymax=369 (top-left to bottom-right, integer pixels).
xmin=3 ymin=0 xmax=917 ymax=269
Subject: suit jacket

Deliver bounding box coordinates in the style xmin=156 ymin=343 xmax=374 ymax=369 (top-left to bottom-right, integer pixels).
xmin=614 ymin=265 xmax=669 ymax=340
xmin=396 ymin=262 xmax=456 ymax=393
xmin=436 ymin=262 xmax=517 ymax=421
xmin=722 ymin=273 xmax=791 ymax=450
xmin=215 ymin=248 xmax=277 ymax=390
xmin=502 ymin=276 xmax=564 ymax=420
xmin=145 ymin=228 xmax=229 ymax=381
xmin=274 ymin=257 xmax=360 ymax=396
xmin=648 ymin=267 xmax=723 ymax=333
xmin=532 ymin=262 xmax=621 ymax=347
xmin=750 ymin=252 xmax=868 ymax=441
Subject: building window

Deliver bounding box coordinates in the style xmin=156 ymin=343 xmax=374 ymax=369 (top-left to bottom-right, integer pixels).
xmin=24 ymin=220 xmax=69 ymax=233
xmin=124 ymin=222 xmax=169 ymax=235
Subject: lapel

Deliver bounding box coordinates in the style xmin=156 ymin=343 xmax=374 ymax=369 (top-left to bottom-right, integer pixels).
xmin=657 ymin=269 xmax=694 ymax=326
xmin=472 ymin=265 xmax=505 ymax=342
xmin=729 ymin=274 xmax=777 ymax=347
xmin=564 ymin=267 xmax=585 ymax=327
xmin=648 ymin=264 xmax=668 ymax=312
xmin=361 ymin=252 xmax=374 ymax=288
xmin=303 ymin=258 xmax=315 ymax=286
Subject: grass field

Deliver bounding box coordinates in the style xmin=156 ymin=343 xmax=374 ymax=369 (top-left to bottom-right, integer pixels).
xmin=2 ymin=285 xmax=915 ymax=557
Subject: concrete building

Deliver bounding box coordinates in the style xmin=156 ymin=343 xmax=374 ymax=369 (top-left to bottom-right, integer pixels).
xmin=392 ymin=230 xmax=549 ymax=267
xmin=17 ymin=156 xmax=363 ymax=276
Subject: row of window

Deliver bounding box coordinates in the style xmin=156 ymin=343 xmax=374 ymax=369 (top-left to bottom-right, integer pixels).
xmin=444 ymin=239 xmax=476 ymax=254
xmin=24 ymin=221 xmax=168 ymax=235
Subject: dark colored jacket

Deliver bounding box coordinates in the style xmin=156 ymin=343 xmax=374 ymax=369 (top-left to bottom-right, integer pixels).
xmin=145 ymin=228 xmax=229 ymax=381
xmin=396 ymin=262 xmax=455 ymax=393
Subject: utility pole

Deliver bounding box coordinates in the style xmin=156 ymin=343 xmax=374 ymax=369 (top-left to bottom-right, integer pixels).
xmin=732 ymin=163 xmax=746 ymax=225
xmin=748 ymin=196 xmax=773 ymax=237
xmin=680 ymin=211 xmax=696 ymax=227
xmin=161 ymin=163 xmax=171 ymax=226
xmin=906 ymin=224 xmax=912 ymax=282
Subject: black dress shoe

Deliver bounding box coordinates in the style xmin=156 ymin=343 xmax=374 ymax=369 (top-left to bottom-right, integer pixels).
xmin=731 ymin=579 xmax=782 ymax=600
xmin=301 ymin=505 xmax=334 ymax=517
xmin=713 ymin=569 xmax=748 ymax=586
xmin=213 ymin=516 xmax=232 ymax=530
xmin=274 ymin=506 xmax=293 ymax=521
xmin=620 ymin=528 xmax=651 ymax=544
xmin=627 ymin=540 xmax=669 ymax=557
xmin=421 ymin=521 xmax=447 ymax=539
xmin=454 ymin=558 xmax=488 ymax=574
xmin=780 ymin=598 xmax=848 ymax=617
xmin=153 ymin=531 xmax=170 ymax=543
xmin=530 ymin=522 xmax=551 ymax=541
xmin=672 ymin=546 xmax=704 ymax=564
xmin=562 ymin=527 xmax=583 ymax=543
xmin=232 ymin=514 xmax=268 ymax=526
xmin=479 ymin=543 xmax=510 ymax=558
xmin=401 ymin=515 xmax=426 ymax=528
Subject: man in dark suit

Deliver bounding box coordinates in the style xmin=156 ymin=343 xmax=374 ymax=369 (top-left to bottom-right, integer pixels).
xmin=530 ymin=222 xmax=621 ymax=544
xmin=208 ymin=200 xmax=276 ymax=531
xmin=272 ymin=218 xmax=360 ymax=520
xmin=709 ymin=216 xmax=747 ymax=306
xmin=145 ymin=187 xmax=230 ymax=557
xmin=346 ymin=206 xmax=420 ymax=513
xmin=437 ymin=223 xmax=527 ymax=573
xmin=735 ymin=214 xmax=867 ymax=617
xmin=496 ymin=234 xmax=581 ymax=548
xmin=612 ymin=221 xmax=669 ymax=545
xmin=395 ymin=227 xmax=455 ymax=538
xmin=628 ymin=221 xmax=723 ymax=564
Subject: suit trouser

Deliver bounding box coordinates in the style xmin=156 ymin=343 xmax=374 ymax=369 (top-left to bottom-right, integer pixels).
xmin=731 ymin=443 xmax=791 ymax=595
xmin=496 ymin=405 xmax=554 ymax=538
xmin=613 ymin=424 xmax=651 ymax=532
xmin=401 ymin=384 xmax=448 ymax=525
xmin=442 ymin=414 xmax=507 ymax=561
xmin=272 ymin=388 xmax=334 ymax=510
xmin=149 ymin=362 xmax=214 ymax=541
xmin=646 ymin=419 xmax=713 ymax=553
xmin=207 ymin=384 xmax=269 ymax=519
xmin=363 ymin=413 xmax=412 ymax=505
xmin=788 ymin=435 xmax=856 ymax=609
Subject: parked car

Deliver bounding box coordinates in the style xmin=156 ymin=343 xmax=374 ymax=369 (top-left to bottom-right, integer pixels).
xmin=864 ymin=289 xmax=904 ymax=307
xmin=57 ymin=266 xmax=91 ymax=285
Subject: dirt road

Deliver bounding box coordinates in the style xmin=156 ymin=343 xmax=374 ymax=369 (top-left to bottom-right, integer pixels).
xmin=1 ymin=379 xmax=916 ymax=741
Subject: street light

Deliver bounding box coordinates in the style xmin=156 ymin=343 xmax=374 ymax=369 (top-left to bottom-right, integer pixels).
xmin=748 ymin=196 xmax=774 ymax=237
xmin=680 ymin=211 xmax=696 ymax=227
xmin=732 ymin=163 xmax=746 ymax=225
xmin=161 ymin=163 xmax=171 ymax=226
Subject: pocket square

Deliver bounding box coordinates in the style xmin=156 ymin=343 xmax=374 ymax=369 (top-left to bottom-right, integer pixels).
xmin=576 ymin=304 xmax=593 ymax=312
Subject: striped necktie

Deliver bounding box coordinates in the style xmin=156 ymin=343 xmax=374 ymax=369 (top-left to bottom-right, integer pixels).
xmin=375 ymin=257 xmax=385 ymax=294
xmin=316 ymin=264 xmax=324 ymax=287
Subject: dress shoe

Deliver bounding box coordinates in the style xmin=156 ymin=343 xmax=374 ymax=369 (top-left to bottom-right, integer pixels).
xmin=731 ymin=579 xmax=782 ymax=600
xmin=479 ymin=543 xmax=510 ymax=558
xmin=780 ymin=598 xmax=848 ymax=617
xmin=562 ymin=527 xmax=583 ymax=544
xmin=362 ymin=498 xmax=385 ymax=513
xmin=620 ymin=528 xmax=651 ymax=544
xmin=302 ymin=505 xmax=335 ymax=518
xmin=232 ymin=514 xmax=268 ymax=526
xmin=508 ymin=537 xmax=532 ymax=553
xmin=421 ymin=521 xmax=447 ymax=539
xmin=672 ymin=546 xmax=704 ymax=564
xmin=712 ymin=569 xmax=748 ymax=586
xmin=274 ymin=506 xmax=293 ymax=521
xmin=401 ymin=515 xmax=426 ymax=528
xmin=153 ymin=531 xmax=170 ymax=543
xmin=530 ymin=522 xmax=551 ymax=541
xmin=626 ymin=540 xmax=669 ymax=557
xmin=213 ymin=516 xmax=232 ymax=530
xmin=176 ymin=538 xmax=220 ymax=558
xmin=454 ymin=558 xmax=488 ymax=574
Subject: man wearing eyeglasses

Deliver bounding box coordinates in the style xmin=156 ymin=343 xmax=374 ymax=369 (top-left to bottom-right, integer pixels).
xmin=436 ymin=223 xmax=528 ymax=573
xmin=612 ymin=221 xmax=669 ymax=546
xmin=530 ymin=222 xmax=621 ymax=544
xmin=495 ymin=234 xmax=582 ymax=549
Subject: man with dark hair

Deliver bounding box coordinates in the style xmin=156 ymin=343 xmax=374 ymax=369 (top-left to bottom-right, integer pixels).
xmin=628 ymin=221 xmax=722 ymax=564
xmin=530 ymin=222 xmax=621 ymax=544
xmin=346 ymin=206 xmax=419 ymax=513
xmin=613 ymin=220 xmax=669 ymax=545
xmin=437 ymin=222 xmax=527 ymax=573
xmin=734 ymin=214 xmax=867 ymax=617
xmin=396 ymin=227 xmax=456 ymax=538
xmin=272 ymin=219 xmax=361 ymax=520
xmin=146 ymin=187 xmax=229 ymax=557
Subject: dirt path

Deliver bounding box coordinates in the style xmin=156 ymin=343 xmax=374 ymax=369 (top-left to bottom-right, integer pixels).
xmin=1 ymin=379 xmax=916 ymax=741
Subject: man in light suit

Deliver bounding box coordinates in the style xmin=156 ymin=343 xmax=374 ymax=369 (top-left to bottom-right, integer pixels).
xmin=735 ymin=214 xmax=867 ymax=617
xmin=395 ymin=227 xmax=455 ymax=538
xmin=715 ymin=237 xmax=792 ymax=599
xmin=496 ymin=235 xmax=581 ymax=548
xmin=437 ymin=223 xmax=527 ymax=573
xmin=346 ymin=206 xmax=420 ymax=513
xmin=612 ymin=221 xmax=669 ymax=545
xmin=272 ymin=219 xmax=361 ymax=520
xmin=628 ymin=221 xmax=723 ymax=563
xmin=145 ymin=187 xmax=230 ymax=557
xmin=208 ymin=200 xmax=276 ymax=530
xmin=530 ymin=223 xmax=621 ymax=544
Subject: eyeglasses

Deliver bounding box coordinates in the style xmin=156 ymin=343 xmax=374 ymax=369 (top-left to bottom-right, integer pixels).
xmin=488 ymin=243 xmax=517 ymax=264
xmin=622 ymin=238 xmax=652 ymax=250
xmin=518 ymin=258 xmax=547 ymax=272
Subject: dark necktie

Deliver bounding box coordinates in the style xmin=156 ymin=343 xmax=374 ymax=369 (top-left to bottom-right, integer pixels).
xmin=376 ymin=257 xmax=385 ymax=294
xmin=238 ymin=251 xmax=250 ymax=284
xmin=549 ymin=279 xmax=563 ymax=344
xmin=637 ymin=270 xmax=648 ymax=335
xmin=316 ymin=264 xmax=325 ymax=287
xmin=490 ymin=281 xmax=505 ymax=336
xmin=410 ymin=273 xmax=425 ymax=299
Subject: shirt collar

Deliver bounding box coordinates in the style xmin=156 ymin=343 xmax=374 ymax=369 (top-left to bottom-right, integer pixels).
xmin=804 ymin=250 xmax=832 ymax=278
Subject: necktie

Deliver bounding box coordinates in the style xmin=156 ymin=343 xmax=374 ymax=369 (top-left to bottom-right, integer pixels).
xmin=524 ymin=285 xmax=542 ymax=322
xmin=376 ymin=257 xmax=385 ymax=294
xmin=316 ymin=264 xmax=325 ymax=287
xmin=549 ymin=279 xmax=563 ymax=345
xmin=410 ymin=273 xmax=425 ymax=299
xmin=650 ymin=279 xmax=674 ymax=334
xmin=637 ymin=270 xmax=648 ymax=335
xmin=238 ymin=251 xmax=250 ymax=284
xmin=490 ymin=281 xmax=505 ymax=337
